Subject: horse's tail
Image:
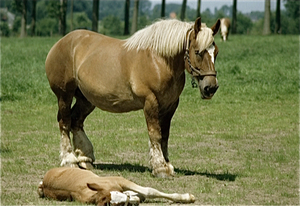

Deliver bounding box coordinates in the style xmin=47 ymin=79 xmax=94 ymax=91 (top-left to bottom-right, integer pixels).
xmin=37 ymin=181 xmax=44 ymax=198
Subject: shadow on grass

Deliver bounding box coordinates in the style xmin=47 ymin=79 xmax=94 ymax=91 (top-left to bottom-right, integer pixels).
xmin=94 ymin=163 xmax=151 ymax=173
xmin=174 ymin=168 xmax=237 ymax=182
xmin=94 ymin=163 xmax=237 ymax=181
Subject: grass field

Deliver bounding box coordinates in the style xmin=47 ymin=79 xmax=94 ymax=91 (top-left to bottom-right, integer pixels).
xmin=1 ymin=34 xmax=299 ymax=205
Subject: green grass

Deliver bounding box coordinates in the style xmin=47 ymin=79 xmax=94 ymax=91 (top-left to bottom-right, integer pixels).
xmin=1 ymin=34 xmax=299 ymax=205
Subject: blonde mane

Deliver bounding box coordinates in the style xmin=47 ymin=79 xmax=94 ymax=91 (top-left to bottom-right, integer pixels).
xmin=124 ymin=19 xmax=214 ymax=57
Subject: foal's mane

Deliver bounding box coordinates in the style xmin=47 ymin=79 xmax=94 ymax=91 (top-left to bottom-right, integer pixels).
xmin=124 ymin=19 xmax=214 ymax=57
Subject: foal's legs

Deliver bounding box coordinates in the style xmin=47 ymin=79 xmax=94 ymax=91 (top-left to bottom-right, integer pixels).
xmin=119 ymin=177 xmax=195 ymax=203
xmin=71 ymin=89 xmax=96 ymax=169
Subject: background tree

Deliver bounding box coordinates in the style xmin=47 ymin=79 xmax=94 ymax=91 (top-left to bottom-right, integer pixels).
xmin=131 ymin=0 xmax=139 ymax=34
xmin=275 ymin=0 xmax=281 ymax=34
xmin=180 ymin=0 xmax=187 ymax=21
xmin=72 ymin=12 xmax=91 ymax=29
xmin=283 ymin=0 xmax=299 ymax=34
xmin=196 ymin=0 xmax=201 ymax=18
xmin=20 ymin=0 xmax=27 ymax=37
xmin=0 ymin=22 xmax=10 ymax=37
xmin=30 ymin=0 xmax=36 ymax=36
xmin=70 ymin=0 xmax=73 ymax=31
xmin=59 ymin=0 xmax=67 ymax=35
xmin=236 ymin=12 xmax=252 ymax=34
xmin=161 ymin=0 xmax=165 ymax=18
xmin=92 ymin=0 xmax=99 ymax=32
xmin=4 ymin=0 xmax=300 ymax=37
xmin=124 ymin=0 xmax=130 ymax=35
xmin=263 ymin=0 xmax=271 ymax=35
xmin=231 ymin=0 xmax=237 ymax=34
xmin=284 ymin=0 xmax=300 ymax=18
xmin=102 ymin=15 xmax=122 ymax=35
xmin=35 ymin=0 xmax=59 ymax=36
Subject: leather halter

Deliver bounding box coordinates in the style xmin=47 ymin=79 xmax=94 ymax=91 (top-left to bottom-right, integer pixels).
xmin=184 ymin=29 xmax=217 ymax=78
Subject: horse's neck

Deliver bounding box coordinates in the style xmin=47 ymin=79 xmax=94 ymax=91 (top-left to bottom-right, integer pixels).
xmin=165 ymin=51 xmax=186 ymax=78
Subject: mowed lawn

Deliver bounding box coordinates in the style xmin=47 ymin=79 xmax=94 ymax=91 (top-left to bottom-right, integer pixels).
xmin=1 ymin=34 xmax=299 ymax=205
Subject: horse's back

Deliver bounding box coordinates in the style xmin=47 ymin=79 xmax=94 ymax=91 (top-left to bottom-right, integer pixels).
xmin=45 ymin=30 xmax=121 ymax=94
xmin=45 ymin=29 xmax=108 ymax=77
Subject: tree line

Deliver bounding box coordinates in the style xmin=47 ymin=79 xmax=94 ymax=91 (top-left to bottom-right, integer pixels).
xmin=0 ymin=0 xmax=298 ymax=37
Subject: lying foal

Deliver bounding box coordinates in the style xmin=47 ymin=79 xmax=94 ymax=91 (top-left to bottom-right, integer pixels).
xmin=38 ymin=167 xmax=195 ymax=205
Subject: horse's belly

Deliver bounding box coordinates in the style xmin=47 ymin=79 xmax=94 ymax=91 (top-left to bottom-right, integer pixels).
xmin=80 ymin=87 xmax=143 ymax=113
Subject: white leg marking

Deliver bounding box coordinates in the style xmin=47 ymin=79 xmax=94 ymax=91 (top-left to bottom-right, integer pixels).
xmin=60 ymin=130 xmax=78 ymax=166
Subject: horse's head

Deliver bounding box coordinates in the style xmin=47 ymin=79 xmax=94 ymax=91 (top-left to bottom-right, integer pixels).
xmin=185 ymin=18 xmax=220 ymax=99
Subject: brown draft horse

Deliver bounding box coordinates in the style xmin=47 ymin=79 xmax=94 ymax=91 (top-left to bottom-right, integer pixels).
xmin=45 ymin=17 xmax=220 ymax=178
xmin=220 ymin=18 xmax=231 ymax=41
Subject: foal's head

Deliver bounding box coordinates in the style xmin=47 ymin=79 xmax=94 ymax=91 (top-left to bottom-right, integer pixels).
xmin=185 ymin=18 xmax=220 ymax=99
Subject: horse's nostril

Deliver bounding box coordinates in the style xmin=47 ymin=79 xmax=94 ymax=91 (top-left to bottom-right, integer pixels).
xmin=204 ymin=86 xmax=210 ymax=93
xmin=204 ymin=85 xmax=218 ymax=94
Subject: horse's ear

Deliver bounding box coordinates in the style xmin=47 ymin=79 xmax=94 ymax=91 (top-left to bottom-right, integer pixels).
xmin=211 ymin=19 xmax=221 ymax=36
xmin=194 ymin=17 xmax=202 ymax=38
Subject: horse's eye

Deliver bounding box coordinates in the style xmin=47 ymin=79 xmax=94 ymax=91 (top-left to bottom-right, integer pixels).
xmin=195 ymin=50 xmax=203 ymax=56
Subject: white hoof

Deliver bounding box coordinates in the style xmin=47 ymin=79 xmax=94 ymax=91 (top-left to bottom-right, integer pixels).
xmin=152 ymin=163 xmax=175 ymax=178
xmin=60 ymin=152 xmax=78 ymax=167
xmin=37 ymin=181 xmax=44 ymax=198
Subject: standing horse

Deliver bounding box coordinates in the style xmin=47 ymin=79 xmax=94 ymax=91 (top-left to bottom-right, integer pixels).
xmin=45 ymin=17 xmax=220 ymax=178
xmin=220 ymin=18 xmax=231 ymax=41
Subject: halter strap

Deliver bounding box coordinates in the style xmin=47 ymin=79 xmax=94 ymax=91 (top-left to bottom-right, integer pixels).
xmin=184 ymin=30 xmax=217 ymax=77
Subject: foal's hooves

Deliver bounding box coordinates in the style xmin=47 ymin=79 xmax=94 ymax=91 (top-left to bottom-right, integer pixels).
xmin=189 ymin=194 xmax=196 ymax=203
xmin=78 ymin=162 xmax=94 ymax=170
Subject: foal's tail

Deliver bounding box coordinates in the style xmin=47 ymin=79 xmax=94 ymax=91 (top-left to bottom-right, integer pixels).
xmin=37 ymin=181 xmax=45 ymax=198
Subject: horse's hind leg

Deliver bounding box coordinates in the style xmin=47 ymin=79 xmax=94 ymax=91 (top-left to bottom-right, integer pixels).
xmin=56 ymin=91 xmax=79 ymax=168
xmin=71 ymin=89 xmax=95 ymax=169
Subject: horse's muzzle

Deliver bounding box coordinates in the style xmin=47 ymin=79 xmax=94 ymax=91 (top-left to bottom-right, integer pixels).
xmin=201 ymin=84 xmax=219 ymax=99
xmin=199 ymin=76 xmax=219 ymax=99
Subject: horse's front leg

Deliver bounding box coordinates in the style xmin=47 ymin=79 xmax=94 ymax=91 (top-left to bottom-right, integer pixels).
xmin=159 ymin=99 xmax=179 ymax=170
xmin=144 ymin=94 xmax=175 ymax=178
